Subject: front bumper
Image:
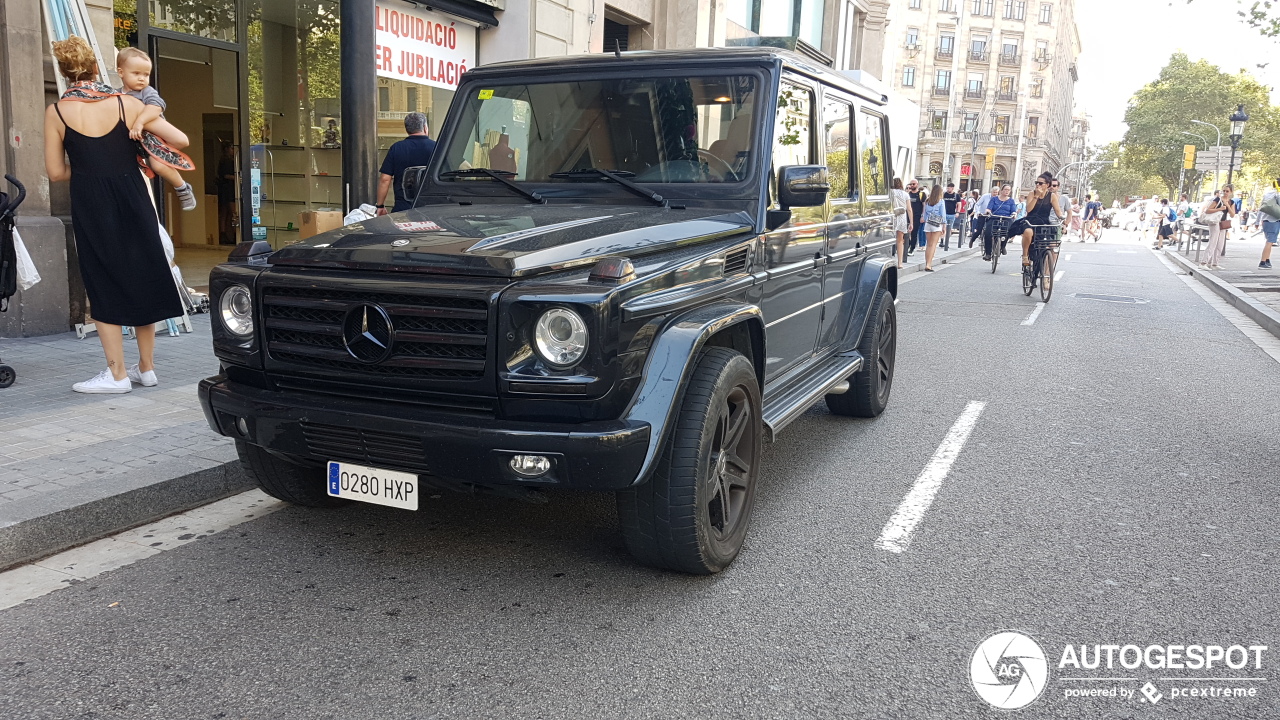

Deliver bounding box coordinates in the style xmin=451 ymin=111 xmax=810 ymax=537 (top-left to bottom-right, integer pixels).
xmin=199 ymin=375 xmax=651 ymax=490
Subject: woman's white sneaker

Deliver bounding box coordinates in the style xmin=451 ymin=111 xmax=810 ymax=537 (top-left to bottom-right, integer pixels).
xmin=73 ymin=369 xmax=132 ymax=394
xmin=126 ymin=364 xmax=158 ymax=387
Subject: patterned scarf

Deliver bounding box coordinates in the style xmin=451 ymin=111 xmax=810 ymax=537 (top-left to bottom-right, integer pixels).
xmin=58 ymin=81 xmax=196 ymax=174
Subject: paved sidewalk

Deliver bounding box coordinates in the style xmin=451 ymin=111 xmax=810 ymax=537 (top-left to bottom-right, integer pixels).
xmin=1163 ymin=230 xmax=1280 ymax=340
xmin=0 ymin=314 xmax=248 ymax=569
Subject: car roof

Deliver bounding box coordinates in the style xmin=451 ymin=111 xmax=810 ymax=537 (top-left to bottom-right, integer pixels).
xmin=465 ymin=47 xmax=887 ymax=105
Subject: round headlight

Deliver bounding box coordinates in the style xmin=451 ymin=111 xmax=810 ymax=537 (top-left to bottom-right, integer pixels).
xmin=219 ymin=285 xmax=254 ymax=338
xmin=533 ymin=307 xmax=588 ymax=368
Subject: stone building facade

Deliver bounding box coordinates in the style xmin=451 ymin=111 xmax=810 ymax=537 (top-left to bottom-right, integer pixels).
xmin=882 ymin=0 xmax=1081 ymax=194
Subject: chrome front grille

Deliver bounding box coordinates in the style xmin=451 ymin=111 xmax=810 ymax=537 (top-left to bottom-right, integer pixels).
xmin=261 ymin=285 xmax=489 ymax=379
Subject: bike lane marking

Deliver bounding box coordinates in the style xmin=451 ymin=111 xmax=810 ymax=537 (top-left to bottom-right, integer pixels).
xmin=875 ymin=400 xmax=987 ymax=554
xmin=0 ymin=490 xmax=284 ymax=611
xmin=1021 ymin=302 xmax=1046 ymax=325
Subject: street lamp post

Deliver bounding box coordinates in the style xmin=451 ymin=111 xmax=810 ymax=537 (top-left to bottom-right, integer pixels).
xmin=1227 ymin=104 xmax=1249 ymax=186
xmin=1190 ymin=119 xmax=1222 ymax=191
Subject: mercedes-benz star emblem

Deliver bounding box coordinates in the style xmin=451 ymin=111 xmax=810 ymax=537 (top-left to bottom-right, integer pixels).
xmin=392 ymin=238 xmax=410 ymax=246
xmin=341 ymin=304 xmax=395 ymax=364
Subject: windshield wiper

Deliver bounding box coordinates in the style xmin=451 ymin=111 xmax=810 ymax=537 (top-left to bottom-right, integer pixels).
xmin=440 ymin=168 xmax=545 ymax=204
xmin=549 ymin=168 xmax=667 ymax=207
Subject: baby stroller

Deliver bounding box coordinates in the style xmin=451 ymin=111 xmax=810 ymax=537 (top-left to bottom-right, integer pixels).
xmin=0 ymin=174 xmax=28 ymax=388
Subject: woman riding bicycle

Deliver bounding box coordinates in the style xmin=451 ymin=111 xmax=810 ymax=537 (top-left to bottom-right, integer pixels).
xmin=1009 ymin=172 xmax=1063 ymax=267
xmin=982 ymin=183 xmax=1017 ymax=261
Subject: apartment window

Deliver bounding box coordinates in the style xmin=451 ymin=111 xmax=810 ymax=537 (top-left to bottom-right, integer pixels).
xmin=903 ymin=66 xmax=916 ymax=86
xmin=939 ymin=34 xmax=955 ymax=54
xmin=963 ymin=112 xmax=979 ymax=132
xmin=999 ymin=76 xmax=1016 ymax=94
xmin=994 ymin=114 xmax=1010 ymax=134
xmin=970 ymin=35 xmax=988 ymax=60
xmin=940 ymin=0 xmax=954 ymax=11
xmin=931 ymin=110 xmax=948 ymax=130
xmin=1004 ymin=0 xmax=1026 ymax=19
xmin=1002 ymin=39 xmax=1019 ymax=57
xmin=935 ymin=69 xmax=952 ymax=89
xmin=378 ymin=86 xmax=390 ymax=112
xmin=1027 ymin=116 xmax=1039 ymax=139
xmin=406 ymin=87 xmax=419 ymax=112
xmin=966 ymin=73 xmax=984 ymax=90
xmin=910 ymin=0 xmax=921 ymax=9
xmin=972 ymin=0 xmax=994 ymax=15
xmin=907 ymin=28 xmax=920 ymax=46
xmin=1039 ymin=2 xmax=1052 ymax=23
xmin=1035 ymin=40 xmax=1049 ymax=60
xmin=1031 ymin=77 xmax=1044 ymax=97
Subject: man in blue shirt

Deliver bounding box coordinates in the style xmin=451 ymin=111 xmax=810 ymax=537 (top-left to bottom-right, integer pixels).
xmin=376 ymin=112 xmax=437 ymax=214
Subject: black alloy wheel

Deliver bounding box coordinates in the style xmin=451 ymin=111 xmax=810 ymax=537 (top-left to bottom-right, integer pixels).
xmin=827 ymin=287 xmax=896 ymax=418
xmin=617 ymin=348 xmax=762 ymax=574
xmin=0 ymin=364 xmax=13 ymax=388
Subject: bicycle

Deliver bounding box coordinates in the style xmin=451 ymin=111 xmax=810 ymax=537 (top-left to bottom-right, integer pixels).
xmin=1021 ymin=224 xmax=1061 ymax=302
xmin=984 ymin=215 xmax=1013 ymax=274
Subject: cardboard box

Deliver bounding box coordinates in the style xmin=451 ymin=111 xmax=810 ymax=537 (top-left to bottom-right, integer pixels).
xmin=298 ymin=210 xmax=343 ymax=240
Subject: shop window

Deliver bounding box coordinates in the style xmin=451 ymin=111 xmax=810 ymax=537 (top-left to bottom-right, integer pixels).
xmin=150 ymin=0 xmax=238 ymax=42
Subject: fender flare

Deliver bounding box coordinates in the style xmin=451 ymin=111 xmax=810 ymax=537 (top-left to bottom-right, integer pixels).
xmin=621 ymin=301 xmax=764 ymax=486
xmin=842 ymin=257 xmax=896 ymax=350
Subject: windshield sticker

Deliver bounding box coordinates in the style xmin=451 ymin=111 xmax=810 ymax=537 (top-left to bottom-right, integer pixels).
xmin=477 ymin=89 xmax=493 ymax=100
xmin=394 ymin=220 xmax=442 ymax=233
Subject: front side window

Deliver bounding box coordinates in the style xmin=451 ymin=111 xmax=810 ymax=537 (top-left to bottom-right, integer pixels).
xmin=769 ymin=81 xmax=813 ymax=207
xmin=859 ymin=111 xmax=888 ymax=196
xmin=441 ymin=75 xmax=758 ymax=184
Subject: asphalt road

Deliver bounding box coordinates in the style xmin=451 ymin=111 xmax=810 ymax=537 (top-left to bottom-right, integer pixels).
xmin=2 ymin=229 xmax=1277 ymax=719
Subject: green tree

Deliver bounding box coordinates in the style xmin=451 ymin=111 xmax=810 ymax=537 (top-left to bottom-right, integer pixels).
xmin=1088 ymin=142 xmax=1168 ymax=205
xmin=1121 ymin=53 xmax=1280 ymax=196
xmin=1189 ymin=1 xmax=1280 ymax=37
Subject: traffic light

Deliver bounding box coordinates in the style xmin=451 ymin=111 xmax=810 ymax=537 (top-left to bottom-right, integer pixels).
xmin=984 ymin=147 xmax=996 ymax=170
xmin=1183 ymin=144 xmax=1196 ymax=170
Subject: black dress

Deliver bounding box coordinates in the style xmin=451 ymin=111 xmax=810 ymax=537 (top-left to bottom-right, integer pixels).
xmin=55 ymin=97 xmax=182 ymax=326
xmin=1008 ymin=193 xmax=1055 ymax=239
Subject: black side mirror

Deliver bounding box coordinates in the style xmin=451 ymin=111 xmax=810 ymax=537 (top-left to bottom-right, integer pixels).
xmin=402 ymin=166 xmax=429 ymax=207
xmin=778 ymin=165 xmax=829 ymax=209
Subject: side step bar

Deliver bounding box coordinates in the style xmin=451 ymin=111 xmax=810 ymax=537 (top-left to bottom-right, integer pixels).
xmin=761 ymin=352 xmax=863 ymax=441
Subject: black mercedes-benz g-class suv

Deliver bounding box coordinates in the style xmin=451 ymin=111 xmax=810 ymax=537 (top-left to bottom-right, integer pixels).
xmin=200 ymin=48 xmax=901 ymax=574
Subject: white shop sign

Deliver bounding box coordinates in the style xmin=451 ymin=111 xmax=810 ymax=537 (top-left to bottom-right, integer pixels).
xmin=375 ymin=2 xmax=475 ymax=91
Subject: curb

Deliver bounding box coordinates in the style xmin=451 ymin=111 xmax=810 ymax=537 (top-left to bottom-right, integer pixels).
xmin=0 ymin=460 xmax=252 ymax=571
xmin=900 ymin=243 xmax=983 ymax=276
xmin=1165 ymin=250 xmax=1280 ymax=340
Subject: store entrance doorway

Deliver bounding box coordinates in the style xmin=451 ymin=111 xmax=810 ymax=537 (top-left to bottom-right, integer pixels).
xmin=150 ymin=36 xmax=242 ymax=290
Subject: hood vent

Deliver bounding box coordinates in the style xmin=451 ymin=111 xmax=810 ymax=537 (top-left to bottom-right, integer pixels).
xmin=723 ymin=248 xmax=749 ymax=275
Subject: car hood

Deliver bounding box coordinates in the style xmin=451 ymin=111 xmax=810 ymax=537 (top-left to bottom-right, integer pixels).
xmin=268 ymin=204 xmax=756 ymax=278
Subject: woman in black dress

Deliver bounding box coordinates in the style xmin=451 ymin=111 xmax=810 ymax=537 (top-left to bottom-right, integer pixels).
xmin=44 ymin=37 xmax=188 ymax=394
xmin=1008 ymin=172 xmax=1063 ymax=267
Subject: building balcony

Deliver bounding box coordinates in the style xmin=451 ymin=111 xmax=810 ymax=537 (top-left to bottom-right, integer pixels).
xmin=998 ymin=53 xmax=1021 ymax=67
xmin=968 ymin=50 xmax=988 ymax=62
xmin=964 ymin=87 xmax=984 ymax=99
xmin=991 ymin=133 xmax=1018 ymax=144
xmin=996 ymin=91 xmax=1017 ymax=102
xmin=932 ymin=85 xmax=953 ymax=97
xmin=936 ymin=48 xmax=955 ymax=61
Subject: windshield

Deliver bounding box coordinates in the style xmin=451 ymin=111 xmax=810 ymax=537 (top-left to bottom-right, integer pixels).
xmin=440 ymin=74 xmax=758 ymax=184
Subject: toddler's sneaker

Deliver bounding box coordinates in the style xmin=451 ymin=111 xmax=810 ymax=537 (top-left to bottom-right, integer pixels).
xmin=73 ymin=369 xmax=132 ymax=394
xmin=175 ymin=183 xmax=197 ymax=211
xmin=127 ymin=364 xmax=158 ymax=387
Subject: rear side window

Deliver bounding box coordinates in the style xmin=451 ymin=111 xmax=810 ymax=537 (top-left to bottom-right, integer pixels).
xmin=859 ymin=111 xmax=889 ymax=196
xmin=823 ymin=97 xmax=856 ymax=201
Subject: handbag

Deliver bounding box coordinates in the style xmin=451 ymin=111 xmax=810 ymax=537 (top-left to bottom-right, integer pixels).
xmin=1261 ymin=194 xmax=1280 ymax=220
xmin=1220 ymin=217 xmax=1233 ymax=230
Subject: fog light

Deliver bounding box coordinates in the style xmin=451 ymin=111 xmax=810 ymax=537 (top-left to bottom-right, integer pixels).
xmin=509 ymin=454 xmax=551 ymax=477
xmin=236 ymin=417 xmax=249 ymax=437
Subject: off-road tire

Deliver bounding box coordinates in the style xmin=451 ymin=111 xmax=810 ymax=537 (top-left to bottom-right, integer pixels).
xmin=826 ymin=287 xmax=896 ymax=418
xmin=236 ymin=440 xmax=347 ymax=508
xmin=616 ymin=348 xmax=761 ymax=575
xmin=0 ymin=364 xmax=14 ymax=388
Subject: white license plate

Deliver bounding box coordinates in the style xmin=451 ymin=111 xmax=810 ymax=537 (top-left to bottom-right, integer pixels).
xmin=327 ymin=461 xmax=419 ymax=510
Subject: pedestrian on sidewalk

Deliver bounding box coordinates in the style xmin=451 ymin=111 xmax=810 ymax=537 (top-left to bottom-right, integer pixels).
xmin=1257 ymin=179 xmax=1280 ymax=269
xmin=965 ymin=189 xmax=980 ymax=246
xmin=891 ymin=177 xmax=913 ymax=269
xmin=1200 ymin=185 xmax=1236 ymax=270
xmin=44 ymin=37 xmax=187 ymax=394
xmin=907 ymin=179 xmax=927 ymax=250
xmin=1153 ymin=198 xmax=1176 ymax=250
xmin=922 ymin=184 xmax=947 ymax=271
xmin=943 ymin=182 xmax=960 ymax=251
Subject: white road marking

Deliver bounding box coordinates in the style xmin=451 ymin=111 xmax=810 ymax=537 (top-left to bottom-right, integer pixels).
xmin=1153 ymin=250 xmax=1280 ymax=364
xmin=1064 ymin=253 xmax=1073 ymax=261
xmin=1080 ymin=248 xmax=1101 ymax=252
xmin=1054 ymin=269 xmax=1065 ymax=282
xmin=876 ymin=401 xmax=987 ymax=554
xmin=1021 ymin=302 xmax=1046 ymax=325
xmin=0 ymin=490 xmax=284 ymax=611
xmin=1117 ymin=250 xmax=1137 ymax=254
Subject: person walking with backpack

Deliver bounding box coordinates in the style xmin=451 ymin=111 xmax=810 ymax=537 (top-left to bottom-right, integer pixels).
xmin=1258 ymin=179 xmax=1280 ymax=269
xmin=1152 ymin=198 xmax=1176 ymax=250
